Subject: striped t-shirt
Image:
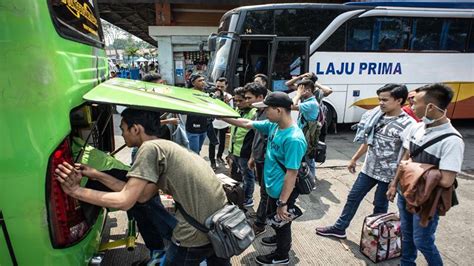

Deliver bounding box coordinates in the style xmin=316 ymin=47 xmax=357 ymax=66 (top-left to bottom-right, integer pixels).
xmin=402 ymin=121 xmax=464 ymax=173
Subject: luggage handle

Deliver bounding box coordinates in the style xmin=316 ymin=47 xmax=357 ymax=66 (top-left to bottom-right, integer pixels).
xmin=366 ymin=212 xmax=396 ymax=227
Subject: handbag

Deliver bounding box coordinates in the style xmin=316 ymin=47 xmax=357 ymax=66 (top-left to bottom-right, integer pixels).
xmin=360 ymin=212 xmax=401 ymax=263
xmin=175 ymin=202 xmax=254 ymax=259
xmin=314 ymin=141 xmax=327 ymax=163
xmin=275 ymin=159 xmax=315 ymax=195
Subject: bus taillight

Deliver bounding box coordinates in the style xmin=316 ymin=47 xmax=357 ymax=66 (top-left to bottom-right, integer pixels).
xmin=46 ymin=138 xmax=89 ymax=248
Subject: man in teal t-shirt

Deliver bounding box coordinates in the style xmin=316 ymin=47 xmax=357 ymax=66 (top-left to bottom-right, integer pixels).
xmin=223 ymin=91 xmax=307 ymax=265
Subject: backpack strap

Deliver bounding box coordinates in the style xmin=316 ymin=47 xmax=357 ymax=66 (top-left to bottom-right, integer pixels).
xmin=410 ymin=133 xmax=461 ymax=158
xmin=175 ymin=201 xmax=209 ymax=233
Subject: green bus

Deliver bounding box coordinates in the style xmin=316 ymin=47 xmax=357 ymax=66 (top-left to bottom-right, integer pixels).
xmin=0 ymin=1 xmax=237 ymax=265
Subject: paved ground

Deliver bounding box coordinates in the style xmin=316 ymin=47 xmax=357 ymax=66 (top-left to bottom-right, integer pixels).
xmin=100 ymin=117 xmax=474 ymax=265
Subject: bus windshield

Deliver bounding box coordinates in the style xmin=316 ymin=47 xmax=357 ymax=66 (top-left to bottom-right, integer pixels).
xmin=207 ymin=33 xmax=236 ymax=84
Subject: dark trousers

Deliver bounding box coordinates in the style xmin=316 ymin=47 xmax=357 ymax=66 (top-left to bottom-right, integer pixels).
xmin=267 ymin=189 xmax=299 ymax=257
xmin=209 ymin=127 xmax=227 ymax=162
xmin=255 ymin=162 xmax=268 ymax=227
xmin=334 ymin=172 xmax=389 ymax=230
xmin=86 ymin=169 xmax=177 ymax=251
xmin=164 ymin=242 xmax=231 ymax=266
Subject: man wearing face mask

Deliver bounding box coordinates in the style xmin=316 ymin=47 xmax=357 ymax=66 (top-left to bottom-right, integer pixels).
xmin=387 ymin=83 xmax=464 ymax=266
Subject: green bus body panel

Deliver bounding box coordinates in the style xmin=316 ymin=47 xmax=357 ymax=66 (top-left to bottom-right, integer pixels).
xmin=85 ymin=78 xmax=240 ymax=118
xmin=0 ymin=1 xmax=107 ymax=265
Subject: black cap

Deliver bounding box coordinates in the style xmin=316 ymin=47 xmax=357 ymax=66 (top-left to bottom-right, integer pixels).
xmin=253 ymin=91 xmax=292 ymax=108
xmin=190 ymin=74 xmax=205 ymax=84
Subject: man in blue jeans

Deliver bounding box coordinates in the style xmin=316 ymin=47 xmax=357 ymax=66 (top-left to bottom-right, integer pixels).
xmin=316 ymin=84 xmax=415 ymax=238
xmin=228 ymin=86 xmax=258 ymax=207
xmin=387 ymin=83 xmax=464 ymax=265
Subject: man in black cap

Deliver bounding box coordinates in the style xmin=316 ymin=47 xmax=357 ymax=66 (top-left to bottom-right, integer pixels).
xmin=185 ymin=74 xmax=211 ymax=154
xmin=222 ymin=91 xmax=307 ymax=265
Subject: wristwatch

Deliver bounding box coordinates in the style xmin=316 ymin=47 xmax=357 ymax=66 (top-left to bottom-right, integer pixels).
xmin=276 ymin=200 xmax=287 ymax=208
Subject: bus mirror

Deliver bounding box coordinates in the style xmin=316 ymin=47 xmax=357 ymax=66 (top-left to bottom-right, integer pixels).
xmin=208 ymin=33 xmax=217 ymax=52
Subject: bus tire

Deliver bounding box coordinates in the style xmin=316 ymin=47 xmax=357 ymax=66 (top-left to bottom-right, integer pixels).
xmin=324 ymin=103 xmax=337 ymax=134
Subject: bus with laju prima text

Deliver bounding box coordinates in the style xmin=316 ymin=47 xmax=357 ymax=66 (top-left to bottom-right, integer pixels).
xmin=206 ymin=3 xmax=474 ymax=128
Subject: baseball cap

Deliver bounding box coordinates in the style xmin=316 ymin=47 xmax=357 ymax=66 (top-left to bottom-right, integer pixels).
xmin=190 ymin=74 xmax=205 ymax=84
xmin=253 ymin=91 xmax=293 ymax=108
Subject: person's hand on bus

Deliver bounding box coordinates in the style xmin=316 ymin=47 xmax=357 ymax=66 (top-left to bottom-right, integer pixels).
xmin=74 ymin=163 xmax=98 ymax=180
xmin=347 ymin=159 xmax=357 ymax=174
xmin=55 ymin=162 xmax=83 ymax=195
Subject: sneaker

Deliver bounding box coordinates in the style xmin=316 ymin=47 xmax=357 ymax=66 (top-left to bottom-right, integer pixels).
xmin=217 ymin=157 xmax=225 ymax=165
xmin=139 ymin=250 xmax=165 ymax=266
xmin=243 ymin=199 xmax=254 ymax=208
xmin=210 ymin=161 xmax=218 ymax=171
xmin=261 ymin=235 xmax=277 ymax=246
xmin=256 ymin=252 xmax=289 ymax=265
xmin=315 ymin=225 xmax=347 ymax=239
xmin=252 ymin=224 xmax=266 ymax=237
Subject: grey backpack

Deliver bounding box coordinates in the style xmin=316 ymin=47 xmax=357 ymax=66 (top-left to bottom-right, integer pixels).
xmin=175 ymin=202 xmax=254 ymax=259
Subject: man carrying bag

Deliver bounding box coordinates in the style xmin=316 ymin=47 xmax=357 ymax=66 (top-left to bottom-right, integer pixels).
xmin=387 ymin=83 xmax=464 ymax=266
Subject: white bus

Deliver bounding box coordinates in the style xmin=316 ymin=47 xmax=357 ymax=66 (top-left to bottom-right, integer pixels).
xmin=206 ymin=3 xmax=474 ymax=128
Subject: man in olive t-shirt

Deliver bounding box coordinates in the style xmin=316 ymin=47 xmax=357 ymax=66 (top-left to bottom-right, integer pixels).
xmin=55 ymin=108 xmax=230 ymax=265
xmin=129 ymin=139 xmax=227 ymax=248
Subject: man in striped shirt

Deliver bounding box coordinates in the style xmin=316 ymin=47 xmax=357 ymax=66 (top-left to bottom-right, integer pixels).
xmin=387 ymin=83 xmax=464 ymax=265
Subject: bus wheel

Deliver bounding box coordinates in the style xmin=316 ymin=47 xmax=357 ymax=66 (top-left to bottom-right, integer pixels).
xmin=325 ymin=103 xmax=337 ymax=134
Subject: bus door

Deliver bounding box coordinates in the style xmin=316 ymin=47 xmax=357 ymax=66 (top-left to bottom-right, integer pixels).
xmin=269 ymin=37 xmax=309 ymax=91
xmin=234 ymin=35 xmax=275 ymax=87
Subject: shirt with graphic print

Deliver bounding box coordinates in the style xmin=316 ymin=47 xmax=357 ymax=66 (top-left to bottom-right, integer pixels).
xmin=361 ymin=112 xmax=415 ymax=183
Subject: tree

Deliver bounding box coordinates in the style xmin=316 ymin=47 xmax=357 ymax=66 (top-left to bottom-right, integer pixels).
xmin=101 ymin=19 xmax=124 ymax=58
xmin=125 ymin=46 xmax=139 ymax=64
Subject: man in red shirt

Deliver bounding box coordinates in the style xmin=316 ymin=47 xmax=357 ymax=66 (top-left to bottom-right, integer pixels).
xmin=402 ymin=91 xmax=421 ymax=122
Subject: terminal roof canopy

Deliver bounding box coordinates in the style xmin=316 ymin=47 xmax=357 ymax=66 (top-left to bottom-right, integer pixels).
xmin=97 ymin=0 xmax=343 ymax=46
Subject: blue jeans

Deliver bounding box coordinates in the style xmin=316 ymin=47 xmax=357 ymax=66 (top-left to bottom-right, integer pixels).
xmin=164 ymin=242 xmax=230 ymax=265
xmin=186 ymin=131 xmax=207 ymax=154
xmin=127 ymin=196 xmax=177 ymax=250
xmin=235 ymin=156 xmax=255 ymax=202
xmin=87 ymin=169 xmax=177 ymax=251
xmin=334 ymin=172 xmax=389 ymax=230
xmin=305 ymin=156 xmax=316 ymax=177
xmin=397 ymin=194 xmax=442 ymax=266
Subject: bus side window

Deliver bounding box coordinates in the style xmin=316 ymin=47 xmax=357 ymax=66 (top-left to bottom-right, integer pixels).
xmin=346 ymin=17 xmax=410 ymax=52
xmin=442 ymin=18 xmax=471 ymax=51
xmin=468 ymin=20 xmax=474 ymax=52
xmin=410 ymin=18 xmax=470 ymax=52
xmin=347 ymin=17 xmax=374 ymax=51
xmin=411 ymin=18 xmax=444 ymax=50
